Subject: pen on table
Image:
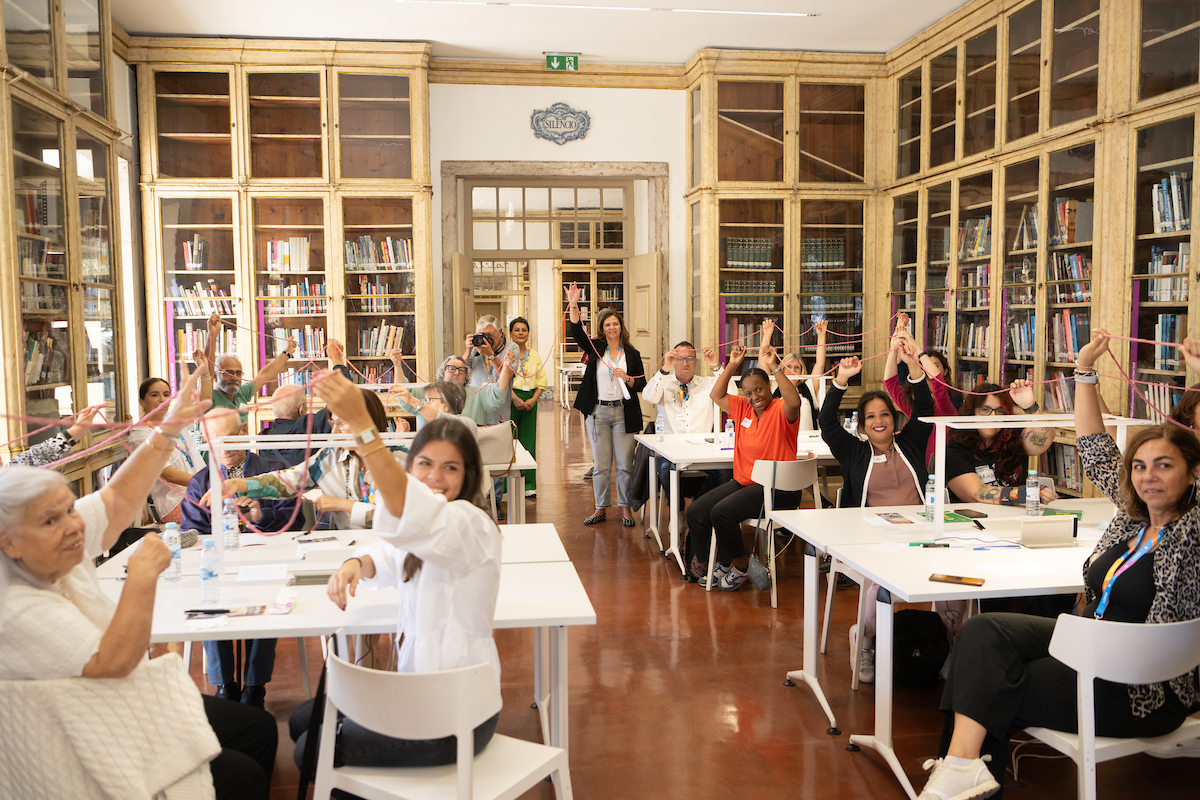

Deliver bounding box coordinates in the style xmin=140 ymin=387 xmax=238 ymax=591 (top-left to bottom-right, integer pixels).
xmin=347 ymin=540 xmax=356 ymax=547
xmin=185 ymin=608 xmax=229 ymax=614
xmin=972 ymin=519 xmax=986 ymax=531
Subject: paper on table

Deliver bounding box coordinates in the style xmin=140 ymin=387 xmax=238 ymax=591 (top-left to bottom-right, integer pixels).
xmin=302 ymin=488 xmax=322 ymax=503
xmin=236 ymin=564 xmax=289 ymax=582
xmin=978 ymin=563 xmax=1054 ymax=577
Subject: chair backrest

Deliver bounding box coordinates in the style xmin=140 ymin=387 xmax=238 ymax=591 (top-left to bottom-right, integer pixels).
xmin=750 ymin=459 xmax=819 ymax=513
xmin=1047 ymin=614 xmax=1200 ymax=685
xmin=325 ymin=652 xmax=502 ymax=742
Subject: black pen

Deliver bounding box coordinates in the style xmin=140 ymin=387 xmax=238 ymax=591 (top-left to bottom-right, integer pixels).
xmin=185 ymin=608 xmax=229 ymax=614
xmin=972 ymin=519 xmax=986 ymax=531
xmin=347 ymin=539 xmax=356 ymax=546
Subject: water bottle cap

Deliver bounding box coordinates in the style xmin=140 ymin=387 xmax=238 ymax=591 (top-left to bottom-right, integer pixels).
xmin=164 ymin=522 xmax=178 ymax=530
xmin=202 ymin=538 xmax=215 ymax=548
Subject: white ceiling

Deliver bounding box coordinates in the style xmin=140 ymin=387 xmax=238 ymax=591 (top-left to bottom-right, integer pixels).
xmin=111 ymin=0 xmax=973 ymax=66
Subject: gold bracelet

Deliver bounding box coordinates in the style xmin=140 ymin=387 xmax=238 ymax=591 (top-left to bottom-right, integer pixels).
xmin=356 ymin=441 xmax=388 ymax=459
xmin=146 ymin=434 xmax=175 ymax=453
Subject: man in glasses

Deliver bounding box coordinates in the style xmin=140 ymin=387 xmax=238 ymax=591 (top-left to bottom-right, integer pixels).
xmin=390 ymin=353 xmax=514 ymax=430
xmin=204 ymin=312 xmax=298 ymax=423
xmin=463 ymin=315 xmax=521 ymax=426
xmin=642 ymin=342 xmax=725 ymax=500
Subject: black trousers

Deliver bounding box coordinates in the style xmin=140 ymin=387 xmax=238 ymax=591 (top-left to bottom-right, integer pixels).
xmin=684 ymin=478 xmax=802 ymax=564
xmin=939 ymin=613 xmax=1189 ymax=795
xmin=203 ymin=694 xmax=278 ymax=800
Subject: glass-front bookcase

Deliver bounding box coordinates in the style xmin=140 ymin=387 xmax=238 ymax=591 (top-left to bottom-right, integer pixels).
xmin=337 ymin=72 xmax=411 ymax=181
xmin=154 ymin=70 xmax=233 ymax=180
xmin=247 ymin=71 xmax=325 ymax=180
xmin=956 ymin=171 xmax=994 ymax=391
xmin=718 ymin=199 xmax=784 ymax=358
xmin=924 ymin=182 xmax=953 ymax=358
xmin=1001 ymin=158 xmax=1039 ymax=387
xmin=892 ymin=191 xmax=920 ymax=317
xmin=717 ymin=81 xmax=784 ymax=183
xmin=799 ymin=199 xmax=864 ymax=382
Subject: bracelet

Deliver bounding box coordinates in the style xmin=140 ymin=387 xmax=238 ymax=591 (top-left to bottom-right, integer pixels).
xmin=344 ymin=556 xmax=363 ymax=570
xmin=1073 ymin=368 xmax=1099 ymax=385
xmin=146 ymin=427 xmax=176 ymax=453
xmin=415 ymin=399 xmax=425 ymax=411
xmin=357 ymin=441 xmax=387 ymax=458
xmin=1022 ymin=402 xmax=1040 ymax=414
xmin=770 ymin=366 xmax=784 ymax=376
xmin=660 ymin=368 xmax=670 ymax=375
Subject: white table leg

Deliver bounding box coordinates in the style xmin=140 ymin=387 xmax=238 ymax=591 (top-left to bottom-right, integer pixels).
xmin=666 ymin=465 xmax=684 ymax=573
xmin=507 ymin=472 xmax=524 ymax=524
xmin=784 ymin=544 xmax=838 ymax=733
xmin=533 ymin=627 xmax=551 ymax=744
xmin=645 ymin=454 xmax=663 ymax=552
xmin=847 ymin=589 xmax=917 ymax=800
xmin=550 ymin=625 xmax=568 ymax=761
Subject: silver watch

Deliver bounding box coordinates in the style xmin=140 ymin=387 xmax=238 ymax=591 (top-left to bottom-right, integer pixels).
xmin=353 ymin=428 xmax=379 ymax=447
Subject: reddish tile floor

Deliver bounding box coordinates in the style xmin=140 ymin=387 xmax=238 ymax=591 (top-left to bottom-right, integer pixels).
xmin=169 ymin=403 xmax=1198 ymax=799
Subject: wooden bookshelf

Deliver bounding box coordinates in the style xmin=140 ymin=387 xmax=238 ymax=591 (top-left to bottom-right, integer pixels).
xmin=1007 ymin=0 xmax=1043 ymax=143
xmin=718 ymin=198 xmax=784 ymax=358
xmin=337 ymin=72 xmax=412 ymax=181
xmin=1050 ymin=0 xmax=1100 ymax=128
xmin=247 ymin=71 xmax=324 ymax=180
xmin=896 ymin=67 xmax=923 ymax=179
xmin=4 ymin=0 xmax=55 ymax=89
xmin=154 ymin=71 xmax=233 ymax=180
xmin=1139 ymin=0 xmax=1200 ymax=101
xmin=891 ymin=191 xmax=919 ymax=316
xmin=796 ymin=83 xmax=865 ymax=183
xmin=928 ymin=46 xmax=958 ymax=169
xmin=717 ymin=80 xmax=785 ymax=183
xmin=955 ymin=171 xmax=995 ymax=390
xmin=64 ymin=0 xmax=105 ymax=116
xmin=963 ymin=26 xmax=998 ymax=158
xmin=799 ymin=199 xmax=864 ymax=382
xmin=1001 ymin=158 xmax=1039 ymax=387
xmin=923 ymin=182 xmax=953 ymax=360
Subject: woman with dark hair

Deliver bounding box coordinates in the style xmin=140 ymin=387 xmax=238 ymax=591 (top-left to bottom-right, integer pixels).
xmin=820 ymin=342 xmax=936 ymax=682
xmin=509 ymin=316 xmax=545 ymax=497
xmin=883 ymin=315 xmax=961 ymax=465
xmin=214 ymin=388 xmax=393 ymax=529
xmin=288 ymin=374 xmax=501 ymax=768
xmin=566 ymin=282 xmax=647 ymax=527
xmin=917 ymin=329 xmax=1200 ymax=800
xmin=682 ymin=344 xmax=804 ymax=590
xmin=126 ymin=376 xmax=204 ymax=522
xmin=945 ymin=381 xmax=1056 ymax=505
xmin=1170 ymin=382 xmax=1200 ymax=442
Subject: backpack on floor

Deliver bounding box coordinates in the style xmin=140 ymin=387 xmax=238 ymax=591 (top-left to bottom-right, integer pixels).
xmin=893 ymin=609 xmax=950 ymax=686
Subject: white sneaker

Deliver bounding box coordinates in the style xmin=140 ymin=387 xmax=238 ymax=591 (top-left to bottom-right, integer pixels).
xmin=916 ymin=755 xmax=999 ymax=800
xmin=1148 ymin=737 xmax=1200 ymax=759
xmin=849 ymin=624 xmax=876 ymax=684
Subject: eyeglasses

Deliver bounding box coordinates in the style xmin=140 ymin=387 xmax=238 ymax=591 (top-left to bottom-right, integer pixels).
xmin=220 ymin=369 xmax=244 ymax=377
xmin=976 ymin=406 xmax=1008 ymax=416
xmin=444 ymin=366 xmax=467 ymax=375
xmin=676 ymin=357 xmax=696 ymax=364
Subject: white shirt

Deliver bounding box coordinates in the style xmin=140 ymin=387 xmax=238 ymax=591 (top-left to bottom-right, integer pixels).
xmin=642 ymin=371 xmax=717 ymax=434
xmin=355 ymin=477 xmax=502 ymax=682
xmin=127 ymin=425 xmax=203 ymax=517
xmin=595 ymin=349 xmax=628 ymax=402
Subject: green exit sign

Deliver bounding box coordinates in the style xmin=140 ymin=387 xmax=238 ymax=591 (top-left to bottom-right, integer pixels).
xmin=545 ymin=55 xmax=580 ymax=72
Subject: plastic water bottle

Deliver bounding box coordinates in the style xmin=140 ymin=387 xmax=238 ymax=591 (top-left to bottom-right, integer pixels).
xmin=162 ymin=522 xmax=181 ymax=582
xmin=1026 ymin=469 xmax=1040 ymax=516
xmin=222 ymin=498 xmax=240 ymax=552
xmin=656 ymin=411 xmax=665 ymax=443
xmin=847 ymin=411 xmax=859 ymax=438
xmin=199 ymin=539 xmax=220 ymax=605
xmin=925 ymin=475 xmax=938 ymax=522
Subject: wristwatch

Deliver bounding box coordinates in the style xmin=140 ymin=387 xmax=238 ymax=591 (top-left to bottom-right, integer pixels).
xmin=353 ymin=428 xmax=379 ymax=447
xmin=659 ymin=368 xmax=671 ymax=375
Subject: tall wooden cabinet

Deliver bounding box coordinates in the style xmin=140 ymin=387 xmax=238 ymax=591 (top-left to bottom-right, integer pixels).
xmin=2 ymin=0 xmax=128 ymax=487
xmin=131 ymin=43 xmax=433 ymax=396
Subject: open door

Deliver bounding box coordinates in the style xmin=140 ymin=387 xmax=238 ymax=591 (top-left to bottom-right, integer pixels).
xmin=451 ymin=252 xmax=473 ymax=346
xmin=628 ymin=252 xmax=662 ymax=424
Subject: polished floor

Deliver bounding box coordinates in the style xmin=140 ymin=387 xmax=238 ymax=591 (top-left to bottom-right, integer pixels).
xmin=167 ymin=402 xmax=1199 ymax=799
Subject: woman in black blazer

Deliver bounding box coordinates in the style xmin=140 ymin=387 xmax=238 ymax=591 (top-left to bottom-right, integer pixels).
xmin=567 ymin=282 xmax=647 ymax=527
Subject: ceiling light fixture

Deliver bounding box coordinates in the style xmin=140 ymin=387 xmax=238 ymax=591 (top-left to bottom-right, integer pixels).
xmin=385 ymin=0 xmax=819 ymax=16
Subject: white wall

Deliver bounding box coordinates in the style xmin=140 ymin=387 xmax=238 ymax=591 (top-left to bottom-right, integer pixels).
xmin=429 ymin=83 xmax=687 ymax=368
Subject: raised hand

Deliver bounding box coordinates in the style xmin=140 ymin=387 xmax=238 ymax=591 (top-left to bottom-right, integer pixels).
xmin=1076 ymin=328 xmax=1111 ymax=369
xmin=759 ymin=344 xmax=780 ymax=373
xmin=159 ymin=366 xmax=207 ymax=437
xmin=702 ymin=347 xmax=720 ymax=369
xmin=662 ymin=348 xmax=678 ymax=371
xmin=313 ymin=370 xmax=373 ymax=434
xmin=207 ymin=312 xmax=222 ymax=337
xmin=66 ymin=405 xmax=105 ymax=442
xmin=814 ymin=319 xmax=828 ymax=337
xmin=897 ymin=338 xmax=922 ymax=370
xmin=727 ymin=345 xmax=747 ymax=369
xmin=566 ymin=281 xmax=582 ymax=306
xmin=284 ymin=337 xmax=298 ymax=357
xmin=1009 ymin=378 xmax=1037 ymax=410
xmin=895 ymin=312 xmax=911 ymax=337
xmin=1181 ymin=338 xmax=1200 ymax=374
xmin=326 ymin=338 xmax=346 ymax=367
xmin=836 ymin=356 xmax=863 ymax=385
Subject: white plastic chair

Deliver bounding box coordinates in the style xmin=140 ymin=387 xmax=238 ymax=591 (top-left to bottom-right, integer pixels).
xmin=1024 ymin=614 xmax=1200 ymax=800
xmin=313 ymin=652 xmax=572 ymax=800
xmin=705 ymin=459 xmax=817 ymax=608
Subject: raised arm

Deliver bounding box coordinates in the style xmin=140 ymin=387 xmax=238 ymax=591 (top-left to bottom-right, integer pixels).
xmin=811 ymin=319 xmax=828 ymax=379
xmin=1010 ymin=379 xmax=1053 ymax=455
xmin=710 ymin=345 xmax=746 ymax=414
xmin=82 ymin=531 xmax=171 ymax=678
xmin=252 ymin=336 xmax=297 ymax=394
xmin=1073 ymin=329 xmax=1110 ymax=437
xmin=761 ymin=345 xmax=800 ymax=423
xmin=819 ymin=357 xmax=862 ymax=454
xmin=567 ymin=281 xmax=582 ymax=326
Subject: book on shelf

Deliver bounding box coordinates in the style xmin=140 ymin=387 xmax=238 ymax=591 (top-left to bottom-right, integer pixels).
xmin=1140 ymin=379 xmax=1184 ymax=423
xmin=1012 ymin=204 xmax=1038 ymax=250
xmin=20 ymin=281 xmax=68 ymax=314
xmin=176 ymin=324 xmax=236 ymax=360
xmin=344 ymin=236 xmax=413 ymax=270
xmin=358 ymin=321 xmax=413 ymax=358
xmin=1050 ymin=308 xmax=1090 ymax=362
xmin=958 ymin=365 xmax=987 ymax=391
xmin=279 ymin=368 xmax=315 ymax=388
xmin=1049 ymin=252 xmax=1093 ymax=302
xmin=1044 ymin=371 xmax=1075 ymax=413
xmin=1146 ymin=244 xmax=1190 ymax=301
xmin=720 ymin=280 xmax=778 ymax=313
xmin=272 ymin=326 xmax=327 ymax=358
xmin=1151 ymin=172 xmax=1192 ymax=234
xmin=957 ymin=321 xmax=990 ymax=359
xmin=799 ymin=237 xmax=849 ymax=272
xmin=721 ymin=236 xmax=777 ymax=270
xmin=1007 ymin=314 xmax=1036 ymax=360
xmin=957 ymin=216 xmax=991 ymax=259
xmin=168 ymin=280 xmax=236 ymax=316
xmin=24 ymin=331 xmax=68 ymax=386
xmin=1153 ymin=313 xmax=1186 ymax=370
xmin=181 ymin=235 xmax=207 ymax=270
xmin=261 ymin=280 xmax=328 ymax=316
xmin=1040 ymin=443 xmax=1082 ymax=492
xmin=927 ymin=313 xmax=949 ymax=353
xmin=959 ymin=263 xmax=991 ymax=307
xmin=1050 ymin=198 xmax=1094 ymax=245
xmin=265 ymin=236 xmax=312 ymax=271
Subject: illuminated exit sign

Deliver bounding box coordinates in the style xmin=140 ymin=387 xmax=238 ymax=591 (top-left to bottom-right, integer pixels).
xmin=545 ymin=54 xmax=580 ymax=72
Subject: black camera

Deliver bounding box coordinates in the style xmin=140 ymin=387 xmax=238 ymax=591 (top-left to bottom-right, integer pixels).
xmin=471 ymin=333 xmax=492 ymax=348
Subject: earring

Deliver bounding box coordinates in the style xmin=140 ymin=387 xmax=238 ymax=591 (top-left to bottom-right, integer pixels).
xmin=1187 ymin=481 xmax=1198 ymax=509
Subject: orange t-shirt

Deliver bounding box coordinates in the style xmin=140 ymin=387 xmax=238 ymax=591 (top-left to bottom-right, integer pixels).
xmin=727 ymin=395 xmax=802 ymax=485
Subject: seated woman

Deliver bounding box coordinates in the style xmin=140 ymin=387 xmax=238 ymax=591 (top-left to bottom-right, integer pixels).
xmin=213 ymin=389 xmax=392 ymax=530
xmin=820 ymin=342 xmax=935 ymax=683
xmin=288 ymin=374 xmax=501 ymax=767
xmin=917 ymin=328 xmax=1200 ymax=800
xmin=0 ymin=368 xmax=277 ymax=800
xmin=682 ymin=344 xmax=804 ymax=591
xmin=393 ymin=380 xmax=478 ymax=437
xmin=128 ymin=376 xmax=205 ymax=523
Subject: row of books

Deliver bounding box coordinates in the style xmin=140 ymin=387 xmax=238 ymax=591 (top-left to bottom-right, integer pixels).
xmin=803 ymin=279 xmax=856 ymax=294
xmin=1139 ymin=380 xmax=1184 ymax=424
xmin=1040 ymin=443 xmax=1083 ymax=492
xmin=1049 ymin=252 xmax=1093 ymax=303
xmin=1011 ymin=204 xmax=1039 ymax=250
xmin=959 ymin=264 xmax=991 ymax=307
xmin=895 ymin=268 xmax=917 ymax=292
xmin=180 ymin=235 xmax=208 ymax=270
xmin=598 ymin=288 xmax=622 ymax=303
xmin=354 ymin=363 xmax=393 ymax=384
xmin=80 ymin=237 xmax=110 ymax=282
xmin=721 ymin=237 xmax=776 ymax=270
xmin=176 ymin=324 xmax=236 ymax=360
xmin=958 ymin=365 xmax=988 ymax=391
xmin=24 ymin=331 xmax=68 ymax=386
xmin=260 ymin=281 xmax=328 ymax=316
xmin=801 ymin=297 xmax=859 ymax=313
xmin=264 ymin=237 xmax=313 ymax=271
xmin=168 ymin=280 xmax=236 ymax=317
xmin=958 ymin=216 xmax=991 ymax=260
xmin=1050 ymin=198 xmax=1094 ymax=245
xmin=18 ymin=238 xmax=65 ymax=280
xmin=1144 ymin=244 xmax=1190 ymax=301
xmin=1007 ymin=315 xmax=1036 ymax=360
xmin=1149 ymin=171 xmax=1191 ymax=234
xmin=272 ymin=326 xmax=327 ymax=359
xmin=20 ymin=282 xmax=67 ymax=314
xmin=358 ymin=322 xmax=413 ymax=358
xmin=1151 ymin=313 xmax=1185 ymax=370
xmin=353 ymin=277 xmax=410 ymax=313
xmin=1049 ymin=309 xmax=1091 ymax=362
xmin=928 ymin=313 xmax=949 ymax=353
xmin=16 ymin=185 xmax=55 ymax=237
xmin=1043 ymin=371 xmax=1075 ymax=413
xmin=280 ymin=368 xmax=315 ymax=388
xmin=345 ymin=236 xmax=414 ymax=270
xmin=957 ymin=321 xmax=991 ymax=359
xmin=800 ymin=237 xmax=851 ymax=271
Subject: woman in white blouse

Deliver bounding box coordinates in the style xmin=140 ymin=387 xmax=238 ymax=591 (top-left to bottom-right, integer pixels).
xmin=127 ymin=376 xmax=204 ymax=522
xmin=287 ymin=372 xmax=501 ymax=767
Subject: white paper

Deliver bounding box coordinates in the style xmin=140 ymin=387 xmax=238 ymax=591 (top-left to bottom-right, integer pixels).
xmin=302 ymin=488 xmax=323 ymax=503
xmin=978 ymin=563 xmax=1054 ymax=577
xmin=236 ymin=564 xmax=289 ymax=582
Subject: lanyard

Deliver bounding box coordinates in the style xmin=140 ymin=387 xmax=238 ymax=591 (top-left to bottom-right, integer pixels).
xmin=606 ymin=346 xmax=624 ymax=381
xmin=176 ymin=435 xmax=194 ymax=469
xmin=679 ymin=380 xmax=690 ymax=402
xmin=1094 ymin=525 xmax=1160 ymax=619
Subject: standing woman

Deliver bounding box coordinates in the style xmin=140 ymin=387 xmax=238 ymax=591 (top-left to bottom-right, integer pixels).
xmin=127 ymin=376 xmax=204 ymax=523
xmin=567 ymin=282 xmax=647 ymax=527
xmin=508 ymin=316 xmax=546 ymax=498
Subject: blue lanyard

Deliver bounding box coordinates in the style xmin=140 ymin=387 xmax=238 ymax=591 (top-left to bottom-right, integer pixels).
xmin=606 ymin=346 xmax=624 ymax=380
xmin=176 ymin=435 xmax=194 ymax=469
xmin=1094 ymin=525 xmax=1159 ymax=619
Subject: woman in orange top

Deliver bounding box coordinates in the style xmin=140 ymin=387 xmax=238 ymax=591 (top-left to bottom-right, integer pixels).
xmin=683 ymin=344 xmax=803 ymax=591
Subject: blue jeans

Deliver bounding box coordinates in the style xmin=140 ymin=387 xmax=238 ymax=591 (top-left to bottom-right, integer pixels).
xmin=585 ymin=403 xmax=635 ymax=508
xmin=205 ymin=639 xmax=277 ymax=687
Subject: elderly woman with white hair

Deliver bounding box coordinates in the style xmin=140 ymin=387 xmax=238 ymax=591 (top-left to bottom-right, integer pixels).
xmin=0 ymin=368 xmax=277 ymax=800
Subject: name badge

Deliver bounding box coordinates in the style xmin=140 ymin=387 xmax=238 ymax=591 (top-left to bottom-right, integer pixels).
xmin=741 ymin=417 xmax=754 ymax=429
xmin=676 ymin=413 xmax=687 ymax=427
xmin=871 ymin=454 xmax=888 ymax=464
xmin=975 ymin=466 xmax=997 ymax=484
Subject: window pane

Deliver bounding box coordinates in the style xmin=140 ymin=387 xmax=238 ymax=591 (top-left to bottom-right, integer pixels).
xmin=472 ymin=186 xmax=497 ymax=217
xmin=498 ymin=218 xmax=523 ymax=250
xmin=64 ymin=0 xmax=105 ymax=115
xmin=576 ymin=188 xmax=601 ymax=216
xmin=602 ymin=188 xmax=625 ymax=212
xmin=77 ymin=132 xmax=113 ymax=284
xmin=551 ymin=188 xmax=574 ymax=213
xmin=526 ymin=221 xmax=550 ymax=249
xmin=498 ymin=187 xmax=523 ymax=217
xmin=525 ymin=187 xmax=549 ymax=216
xmin=5 ymin=0 xmax=54 ymax=89
xmin=473 ymin=220 xmax=498 ymax=250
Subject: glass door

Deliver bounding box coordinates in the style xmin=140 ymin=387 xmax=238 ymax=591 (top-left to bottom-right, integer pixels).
xmin=1001 ymin=158 xmax=1039 ymax=387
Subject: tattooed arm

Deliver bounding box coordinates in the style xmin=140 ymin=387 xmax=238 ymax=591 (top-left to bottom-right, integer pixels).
xmin=1010 ymin=379 xmax=1054 ymax=456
